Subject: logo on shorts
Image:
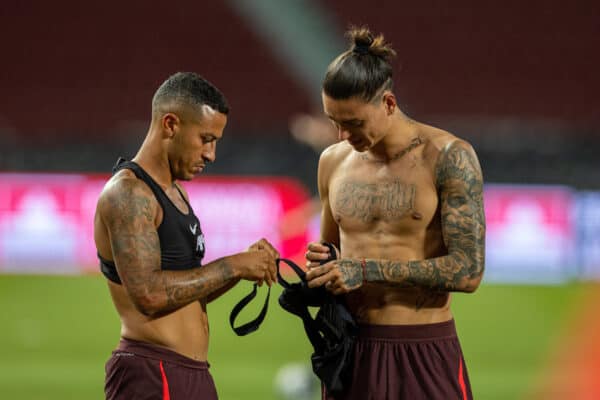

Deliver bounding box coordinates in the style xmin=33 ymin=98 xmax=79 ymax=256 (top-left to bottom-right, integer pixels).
xmin=189 ymin=223 xmax=198 ymax=235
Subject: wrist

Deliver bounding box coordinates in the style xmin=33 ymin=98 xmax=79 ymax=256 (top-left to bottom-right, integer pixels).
xmin=360 ymin=258 xmax=367 ymax=284
xmin=223 ymin=254 xmax=243 ymax=279
xmin=362 ymin=259 xmax=385 ymax=283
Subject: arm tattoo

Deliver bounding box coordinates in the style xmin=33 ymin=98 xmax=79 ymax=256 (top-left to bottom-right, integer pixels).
xmin=161 ymin=258 xmax=235 ymax=314
xmin=103 ymin=178 xmax=236 ymax=317
xmin=361 ymin=141 xmax=486 ymax=293
xmin=336 ymin=259 xmax=364 ymax=290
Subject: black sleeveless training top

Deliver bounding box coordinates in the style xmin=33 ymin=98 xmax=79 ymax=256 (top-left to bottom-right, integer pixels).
xmin=98 ymin=158 xmax=206 ymax=284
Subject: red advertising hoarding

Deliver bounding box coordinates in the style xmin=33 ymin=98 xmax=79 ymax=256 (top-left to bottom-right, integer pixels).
xmin=0 ymin=175 xmax=582 ymax=283
xmin=0 ymin=173 xmax=310 ymax=273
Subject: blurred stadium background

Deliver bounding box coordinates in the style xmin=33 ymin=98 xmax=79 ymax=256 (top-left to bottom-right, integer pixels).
xmin=1 ymin=1 xmax=599 ymax=399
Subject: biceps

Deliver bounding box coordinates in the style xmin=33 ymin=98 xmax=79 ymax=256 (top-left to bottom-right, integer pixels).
xmin=110 ymin=229 xmax=161 ymax=287
xmin=440 ymin=188 xmax=485 ymax=255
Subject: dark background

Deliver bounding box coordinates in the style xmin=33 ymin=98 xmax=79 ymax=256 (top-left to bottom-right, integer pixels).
xmin=1 ymin=0 xmax=598 ymax=191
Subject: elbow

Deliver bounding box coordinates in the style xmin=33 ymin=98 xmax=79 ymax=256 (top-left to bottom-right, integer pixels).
xmin=462 ymin=263 xmax=484 ymax=293
xmin=452 ymin=249 xmax=484 ymax=293
xmin=461 ymin=277 xmax=481 ymax=293
xmin=131 ymin=292 xmax=168 ymax=318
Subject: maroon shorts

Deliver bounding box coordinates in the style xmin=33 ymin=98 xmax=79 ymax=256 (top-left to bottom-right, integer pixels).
xmin=104 ymin=338 xmax=218 ymax=400
xmin=324 ymin=319 xmax=473 ymax=400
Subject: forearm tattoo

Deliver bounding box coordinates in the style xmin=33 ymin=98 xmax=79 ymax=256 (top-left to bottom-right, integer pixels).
xmin=361 ymin=141 xmax=485 ymax=292
xmin=161 ymin=258 xmax=235 ymax=314
xmin=104 ymin=179 xmax=236 ymax=317
xmin=335 ymin=259 xmax=364 ymax=290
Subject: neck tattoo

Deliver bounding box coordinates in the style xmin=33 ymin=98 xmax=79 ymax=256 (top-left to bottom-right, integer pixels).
xmin=361 ymin=137 xmax=424 ymax=163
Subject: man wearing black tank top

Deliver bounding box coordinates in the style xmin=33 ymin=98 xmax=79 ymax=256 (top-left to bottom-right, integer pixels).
xmin=94 ymin=72 xmax=279 ymax=399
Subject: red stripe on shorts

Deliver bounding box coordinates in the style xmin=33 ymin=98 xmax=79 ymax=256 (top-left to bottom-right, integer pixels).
xmin=458 ymin=358 xmax=467 ymax=400
xmin=159 ymin=360 xmax=171 ymax=400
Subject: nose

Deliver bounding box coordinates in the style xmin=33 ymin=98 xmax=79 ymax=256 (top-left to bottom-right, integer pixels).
xmin=338 ymin=128 xmax=351 ymax=141
xmin=202 ymin=142 xmax=216 ymax=163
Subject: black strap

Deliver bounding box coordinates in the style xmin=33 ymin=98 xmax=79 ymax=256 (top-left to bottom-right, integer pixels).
xmin=111 ymin=158 xmax=165 ymax=204
xmin=320 ymin=242 xmax=338 ymax=264
xmin=229 ymin=282 xmax=271 ymax=336
xmin=229 ymin=242 xmax=338 ymax=337
xmin=277 ymin=258 xmax=306 ymax=288
xmin=230 ymin=258 xmax=296 ymax=336
xmin=112 ymin=157 xmax=128 ymax=173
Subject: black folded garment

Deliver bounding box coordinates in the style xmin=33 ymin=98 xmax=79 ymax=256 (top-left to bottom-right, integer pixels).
xmin=229 ymin=243 xmax=357 ymax=396
xmin=278 ymin=244 xmax=357 ymax=396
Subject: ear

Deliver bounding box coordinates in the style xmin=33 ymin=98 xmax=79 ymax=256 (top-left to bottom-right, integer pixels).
xmin=161 ymin=113 xmax=180 ymax=139
xmin=382 ymin=92 xmax=396 ymax=115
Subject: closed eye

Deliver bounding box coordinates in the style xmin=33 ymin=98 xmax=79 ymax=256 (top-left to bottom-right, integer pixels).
xmin=328 ymin=118 xmax=363 ymax=129
xmin=201 ymin=134 xmax=217 ymax=144
xmin=344 ymin=120 xmax=363 ymax=128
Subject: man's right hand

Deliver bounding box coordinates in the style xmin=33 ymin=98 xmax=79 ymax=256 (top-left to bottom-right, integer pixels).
xmin=305 ymin=241 xmax=339 ymax=268
xmin=233 ymin=239 xmax=279 ymax=286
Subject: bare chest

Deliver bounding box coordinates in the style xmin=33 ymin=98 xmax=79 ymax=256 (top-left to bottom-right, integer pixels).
xmin=329 ymin=160 xmax=438 ymax=232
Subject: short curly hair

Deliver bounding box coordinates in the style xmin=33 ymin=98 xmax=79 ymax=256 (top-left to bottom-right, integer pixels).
xmin=152 ymin=72 xmax=229 ymax=117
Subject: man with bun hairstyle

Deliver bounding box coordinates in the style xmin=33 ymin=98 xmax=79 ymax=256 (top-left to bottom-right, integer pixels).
xmin=94 ymin=72 xmax=279 ymax=399
xmin=305 ymin=27 xmax=484 ymax=399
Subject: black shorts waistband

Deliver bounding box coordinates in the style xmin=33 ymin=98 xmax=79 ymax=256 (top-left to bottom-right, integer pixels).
xmin=115 ymin=338 xmax=209 ymax=369
xmin=358 ymin=319 xmax=457 ymax=341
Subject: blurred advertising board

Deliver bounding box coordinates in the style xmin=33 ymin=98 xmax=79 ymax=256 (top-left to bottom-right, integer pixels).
xmin=576 ymin=191 xmax=600 ymax=279
xmin=484 ymin=184 xmax=576 ymax=283
xmin=0 ymin=173 xmax=310 ymax=273
xmin=0 ymin=175 xmax=586 ymax=284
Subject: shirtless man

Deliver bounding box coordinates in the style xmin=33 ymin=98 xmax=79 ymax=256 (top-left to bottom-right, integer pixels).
xmin=305 ymin=28 xmax=485 ymax=400
xmin=94 ymin=72 xmax=278 ymax=399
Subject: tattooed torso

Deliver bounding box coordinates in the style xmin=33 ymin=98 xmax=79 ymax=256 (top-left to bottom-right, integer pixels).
xmin=325 ymin=122 xmax=485 ymax=324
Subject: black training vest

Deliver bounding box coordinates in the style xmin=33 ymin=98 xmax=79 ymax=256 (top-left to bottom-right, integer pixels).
xmin=99 ymin=158 xmax=205 ymax=284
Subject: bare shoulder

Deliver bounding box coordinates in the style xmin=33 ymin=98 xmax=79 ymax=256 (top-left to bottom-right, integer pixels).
xmin=319 ymin=141 xmax=352 ymax=173
xmin=320 ymin=141 xmax=352 ymax=162
xmin=415 ymin=122 xmax=459 ymax=154
xmin=415 ymin=122 xmax=478 ymax=171
xmin=317 ymin=141 xmax=351 ymax=191
xmin=97 ymin=170 xmax=158 ymax=226
xmin=418 ymin=128 xmax=483 ymax=190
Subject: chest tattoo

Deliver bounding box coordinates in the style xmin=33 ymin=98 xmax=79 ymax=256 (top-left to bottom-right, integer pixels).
xmin=334 ymin=180 xmax=416 ymax=222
